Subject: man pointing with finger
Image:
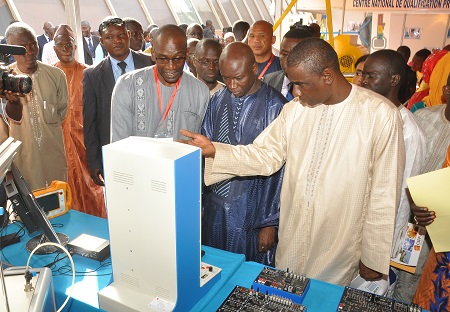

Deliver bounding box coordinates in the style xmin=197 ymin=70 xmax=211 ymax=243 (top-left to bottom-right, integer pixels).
xmin=180 ymin=38 xmax=405 ymax=286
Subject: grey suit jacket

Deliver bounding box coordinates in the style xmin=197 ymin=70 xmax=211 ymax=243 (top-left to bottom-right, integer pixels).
xmin=263 ymin=70 xmax=285 ymax=93
xmin=83 ymin=50 xmax=154 ymax=171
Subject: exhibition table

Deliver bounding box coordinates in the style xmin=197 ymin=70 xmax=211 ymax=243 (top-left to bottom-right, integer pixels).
xmin=1 ymin=209 xmax=388 ymax=312
xmin=0 ymin=210 xmax=245 ymax=311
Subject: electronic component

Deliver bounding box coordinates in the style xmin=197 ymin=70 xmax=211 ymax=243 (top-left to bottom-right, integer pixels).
xmin=1 ymin=267 xmax=56 ymax=311
xmin=337 ymin=286 xmax=423 ymax=312
xmin=218 ymin=285 xmax=307 ymax=311
xmin=200 ymin=262 xmax=222 ymax=286
xmin=33 ymin=180 xmax=72 ymax=219
xmin=252 ymin=266 xmax=310 ymax=304
xmin=67 ymin=234 xmax=110 ymax=262
xmin=4 ymin=164 xmax=68 ymax=255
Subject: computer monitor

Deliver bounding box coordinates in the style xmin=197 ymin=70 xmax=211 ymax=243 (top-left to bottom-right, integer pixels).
xmin=3 ymin=163 xmax=68 ymax=254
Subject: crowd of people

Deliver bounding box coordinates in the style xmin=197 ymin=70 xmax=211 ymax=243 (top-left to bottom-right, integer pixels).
xmin=0 ymin=15 xmax=449 ymax=312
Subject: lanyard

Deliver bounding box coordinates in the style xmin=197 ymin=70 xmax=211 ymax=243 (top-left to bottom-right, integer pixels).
xmin=258 ymin=54 xmax=275 ymax=80
xmin=153 ymin=66 xmax=181 ymax=121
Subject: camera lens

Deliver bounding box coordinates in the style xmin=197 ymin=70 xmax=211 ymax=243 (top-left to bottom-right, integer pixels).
xmin=2 ymin=72 xmax=32 ymax=94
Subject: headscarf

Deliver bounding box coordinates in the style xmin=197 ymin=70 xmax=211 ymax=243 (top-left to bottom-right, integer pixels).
xmin=407 ymin=49 xmax=448 ymax=110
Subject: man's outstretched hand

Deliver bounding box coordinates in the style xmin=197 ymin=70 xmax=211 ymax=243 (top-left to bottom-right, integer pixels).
xmin=178 ymin=129 xmax=216 ymax=158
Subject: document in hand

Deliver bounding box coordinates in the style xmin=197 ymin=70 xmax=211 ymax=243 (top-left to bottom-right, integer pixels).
xmin=406 ymin=167 xmax=450 ymax=253
xmin=390 ymin=222 xmax=426 ymax=273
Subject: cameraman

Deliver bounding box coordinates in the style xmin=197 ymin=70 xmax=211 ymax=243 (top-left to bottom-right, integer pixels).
xmin=1 ymin=22 xmax=68 ymax=191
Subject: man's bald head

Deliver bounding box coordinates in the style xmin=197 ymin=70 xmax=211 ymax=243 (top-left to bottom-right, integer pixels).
xmin=153 ymin=24 xmax=187 ymax=52
xmin=43 ymin=21 xmax=53 ymax=37
xmin=250 ymin=20 xmax=273 ymax=34
xmin=220 ymin=41 xmax=255 ymax=68
xmin=43 ymin=22 xmax=53 ymax=30
xmin=196 ymin=38 xmax=222 ymax=56
xmin=247 ymin=20 xmax=275 ymax=62
xmin=220 ymin=42 xmax=259 ymax=97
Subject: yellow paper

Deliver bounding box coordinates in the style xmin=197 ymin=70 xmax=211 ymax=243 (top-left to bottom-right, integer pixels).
xmin=406 ymin=167 xmax=450 ymax=253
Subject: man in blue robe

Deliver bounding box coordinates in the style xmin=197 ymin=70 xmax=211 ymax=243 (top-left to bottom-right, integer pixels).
xmin=201 ymin=42 xmax=287 ymax=266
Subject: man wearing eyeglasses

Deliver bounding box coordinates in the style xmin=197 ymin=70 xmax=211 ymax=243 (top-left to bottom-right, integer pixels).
xmin=110 ymin=24 xmax=209 ymax=144
xmin=193 ymin=38 xmax=224 ymax=96
xmin=200 ymin=42 xmax=287 ymax=266
xmin=53 ymin=25 xmax=106 ymax=218
xmin=0 ymin=22 xmax=68 ymax=191
xmin=83 ymin=16 xmax=153 ymax=187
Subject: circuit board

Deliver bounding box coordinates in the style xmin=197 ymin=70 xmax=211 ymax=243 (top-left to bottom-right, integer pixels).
xmin=337 ymin=287 xmax=422 ymax=312
xmin=252 ymin=266 xmax=310 ymax=304
xmin=218 ymin=285 xmax=307 ymax=312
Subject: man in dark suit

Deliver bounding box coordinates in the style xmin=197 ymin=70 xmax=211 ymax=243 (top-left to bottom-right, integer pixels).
xmin=264 ymin=28 xmax=312 ymax=100
xmin=83 ymin=16 xmax=154 ymax=186
xmin=36 ymin=21 xmax=53 ymax=61
xmin=81 ymin=20 xmax=102 ymax=65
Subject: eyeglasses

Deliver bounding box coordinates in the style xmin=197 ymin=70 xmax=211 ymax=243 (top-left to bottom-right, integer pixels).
xmin=55 ymin=43 xmax=75 ymax=50
xmin=194 ymin=58 xmax=219 ymax=67
xmin=99 ymin=17 xmax=124 ymax=34
xmin=155 ymin=57 xmax=186 ymax=65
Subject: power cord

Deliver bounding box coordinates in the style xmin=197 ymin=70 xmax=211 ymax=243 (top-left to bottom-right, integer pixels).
xmin=26 ymin=242 xmax=75 ymax=312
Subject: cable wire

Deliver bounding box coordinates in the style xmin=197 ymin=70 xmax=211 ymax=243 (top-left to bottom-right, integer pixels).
xmin=26 ymin=242 xmax=75 ymax=312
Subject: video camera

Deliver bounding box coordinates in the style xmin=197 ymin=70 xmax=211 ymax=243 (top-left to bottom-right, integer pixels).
xmin=290 ymin=20 xmax=314 ymax=35
xmin=0 ymin=44 xmax=32 ymax=94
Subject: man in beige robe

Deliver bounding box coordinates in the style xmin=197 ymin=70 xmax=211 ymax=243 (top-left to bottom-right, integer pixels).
xmin=180 ymin=38 xmax=405 ymax=286
xmin=1 ymin=22 xmax=68 ymax=191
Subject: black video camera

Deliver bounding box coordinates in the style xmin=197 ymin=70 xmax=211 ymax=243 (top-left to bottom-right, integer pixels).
xmin=290 ymin=21 xmax=314 ymax=35
xmin=0 ymin=43 xmax=32 ymax=95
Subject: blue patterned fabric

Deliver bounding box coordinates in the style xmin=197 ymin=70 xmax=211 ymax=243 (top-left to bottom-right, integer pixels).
xmin=201 ymin=83 xmax=287 ymax=266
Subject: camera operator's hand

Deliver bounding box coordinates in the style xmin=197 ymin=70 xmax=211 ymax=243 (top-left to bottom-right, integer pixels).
xmin=1 ymin=91 xmax=24 ymax=123
xmin=4 ymin=93 xmax=23 ymax=122
xmin=2 ymin=89 xmax=23 ymax=102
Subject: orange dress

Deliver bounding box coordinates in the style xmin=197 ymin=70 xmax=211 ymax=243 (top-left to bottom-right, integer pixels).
xmin=413 ymin=144 xmax=450 ymax=311
xmin=55 ymin=61 xmax=106 ymax=218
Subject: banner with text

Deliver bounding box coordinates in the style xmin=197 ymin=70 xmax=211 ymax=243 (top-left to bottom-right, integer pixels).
xmin=351 ymin=0 xmax=450 ymax=10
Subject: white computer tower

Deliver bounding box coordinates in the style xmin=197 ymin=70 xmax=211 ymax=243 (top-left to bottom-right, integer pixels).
xmin=99 ymin=137 xmax=220 ymax=312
